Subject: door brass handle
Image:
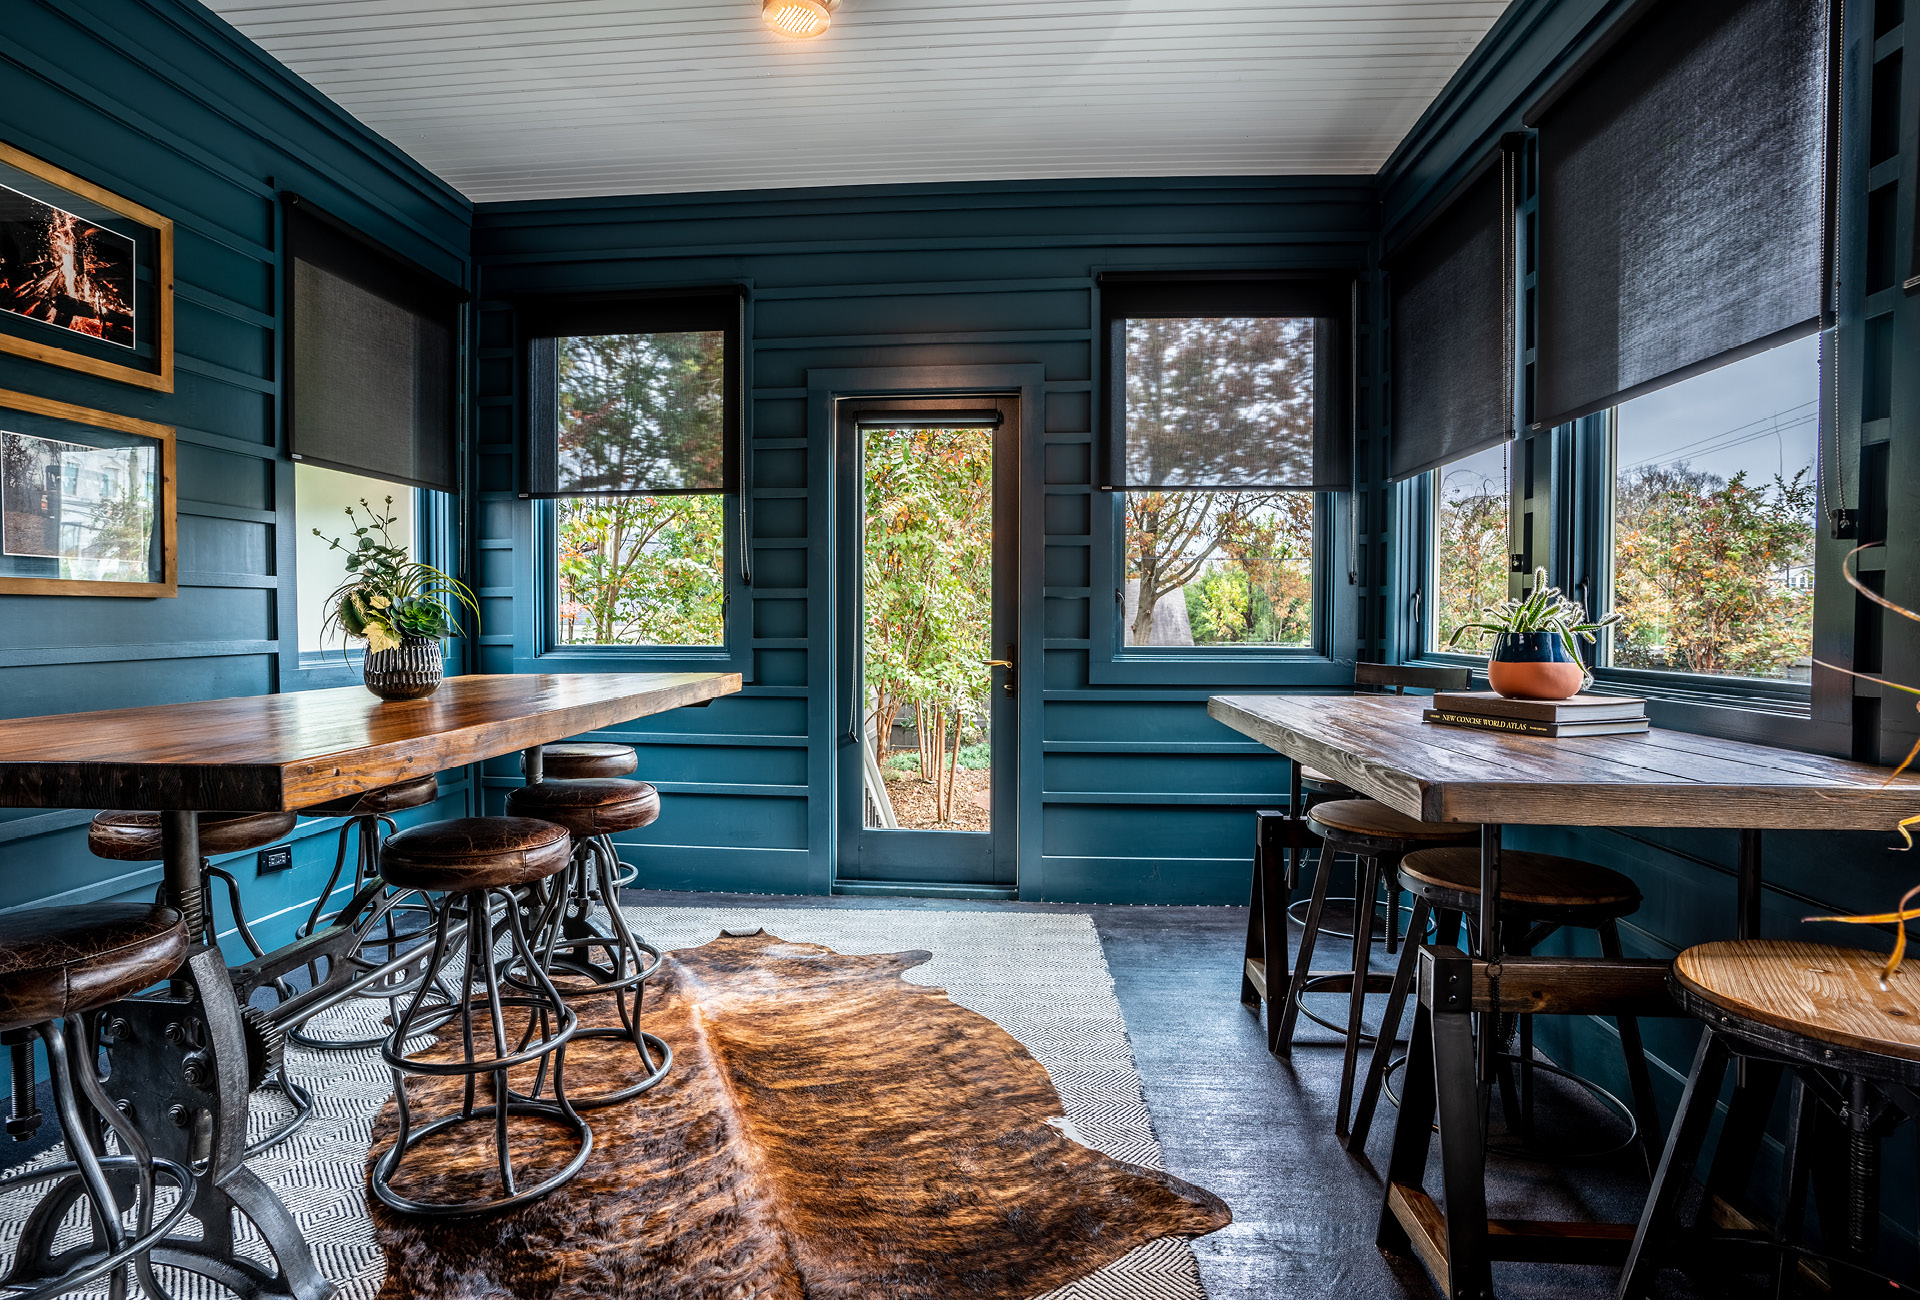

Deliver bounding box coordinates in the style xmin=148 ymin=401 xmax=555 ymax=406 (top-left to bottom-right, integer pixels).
xmin=984 ymin=659 xmax=1013 ymax=668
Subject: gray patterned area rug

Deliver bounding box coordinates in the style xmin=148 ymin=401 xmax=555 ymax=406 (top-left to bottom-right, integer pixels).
xmin=2 ymin=907 xmax=1213 ymax=1299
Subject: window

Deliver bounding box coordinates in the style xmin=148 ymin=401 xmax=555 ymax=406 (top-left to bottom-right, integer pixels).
xmin=1428 ymin=442 xmax=1510 ymax=653
xmin=1101 ymin=278 xmax=1348 ymax=663
xmin=522 ymin=291 xmax=742 ymax=655
xmin=1599 ymin=334 xmax=1819 ymax=683
xmin=550 ymin=331 xmax=726 ymax=647
xmin=294 ymin=462 xmax=417 ymax=656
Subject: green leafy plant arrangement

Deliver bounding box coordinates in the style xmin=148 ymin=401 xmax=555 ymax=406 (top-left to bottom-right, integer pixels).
xmin=1445 ymin=566 xmax=1621 ymax=664
xmin=313 ymin=498 xmax=478 ymax=657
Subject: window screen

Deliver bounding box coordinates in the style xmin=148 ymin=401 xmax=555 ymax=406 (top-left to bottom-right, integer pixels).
xmin=522 ymin=292 xmax=742 ymax=498
xmin=1387 ymin=158 xmax=1514 ymax=481
xmin=1103 ymin=278 xmax=1351 ymax=493
xmin=1530 ymin=0 xmax=1830 ymax=430
xmin=286 ymin=199 xmax=460 ymax=493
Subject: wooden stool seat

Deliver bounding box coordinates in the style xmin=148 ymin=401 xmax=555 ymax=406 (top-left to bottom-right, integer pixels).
xmin=1674 ymin=940 xmax=1920 ymax=1065
xmin=1307 ymin=799 xmax=1477 ymax=846
xmin=1398 ymin=846 xmax=1642 ymax=919
xmin=304 ymin=774 xmax=439 ymax=819
xmin=525 ymin=743 xmax=638 ymax=780
xmin=1301 ymin=766 xmax=1358 ymax=797
xmin=507 ymin=778 xmax=661 ymax=838
xmin=0 ymin=903 xmax=186 ymax=1033
xmin=380 ymin=817 xmax=573 ymax=892
xmin=88 ymin=809 xmax=298 ymax=861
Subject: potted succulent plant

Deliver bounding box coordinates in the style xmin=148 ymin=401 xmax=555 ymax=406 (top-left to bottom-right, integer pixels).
xmin=314 ymin=498 xmax=478 ymax=701
xmin=1446 ymin=567 xmax=1621 ymax=700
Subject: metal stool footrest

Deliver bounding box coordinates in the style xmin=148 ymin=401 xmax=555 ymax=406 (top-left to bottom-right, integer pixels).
xmin=371 ymin=885 xmax=592 ymax=1218
xmin=503 ymin=836 xmax=671 ymax=1109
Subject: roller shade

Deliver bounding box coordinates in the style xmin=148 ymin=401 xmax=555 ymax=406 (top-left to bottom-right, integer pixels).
xmin=1530 ymin=0 xmax=1830 ymax=430
xmin=522 ymin=291 xmax=742 ymax=498
xmin=1387 ymin=158 xmax=1514 ymax=481
xmin=1103 ymin=277 xmax=1351 ymax=493
xmin=286 ymin=198 xmax=461 ymax=493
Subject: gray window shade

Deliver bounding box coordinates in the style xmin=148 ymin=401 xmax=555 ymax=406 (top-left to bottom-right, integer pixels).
xmin=522 ymin=293 xmax=741 ymax=498
xmin=1104 ymin=278 xmax=1350 ymax=492
xmin=1531 ymin=0 xmax=1829 ymax=431
xmin=286 ymin=201 xmax=459 ymax=493
xmin=1387 ymin=161 xmax=1513 ymax=481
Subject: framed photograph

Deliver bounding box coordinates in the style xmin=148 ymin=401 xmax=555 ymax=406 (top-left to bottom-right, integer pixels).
xmin=0 ymin=388 xmax=175 ymax=597
xmin=0 ymin=142 xmax=173 ymax=392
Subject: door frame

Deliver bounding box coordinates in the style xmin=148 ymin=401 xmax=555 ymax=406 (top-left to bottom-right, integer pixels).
xmin=805 ymin=364 xmax=1046 ymax=898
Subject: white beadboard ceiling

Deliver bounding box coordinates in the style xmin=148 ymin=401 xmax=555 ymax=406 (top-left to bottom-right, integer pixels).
xmin=202 ymin=0 xmax=1510 ymax=202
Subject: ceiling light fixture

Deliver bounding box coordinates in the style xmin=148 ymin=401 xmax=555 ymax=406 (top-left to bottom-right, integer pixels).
xmin=763 ymin=0 xmax=836 ymax=39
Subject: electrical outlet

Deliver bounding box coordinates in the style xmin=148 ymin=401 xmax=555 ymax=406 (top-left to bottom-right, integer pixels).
xmin=257 ymin=844 xmax=293 ymax=875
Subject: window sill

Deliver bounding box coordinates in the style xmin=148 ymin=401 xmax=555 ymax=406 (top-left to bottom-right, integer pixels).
xmin=1089 ymin=648 xmax=1352 ymax=687
xmin=522 ymin=644 xmax=753 ymax=681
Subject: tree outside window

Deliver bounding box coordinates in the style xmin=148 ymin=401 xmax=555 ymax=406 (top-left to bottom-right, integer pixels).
xmin=1431 ymin=443 xmax=1510 ymax=653
xmin=1606 ymin=335 xmax=1818 ymax=681
xmin=550 ymin=330 xmax=727 ymax=647
xmin=1119 ymin=314 xmax=1317 ymax=647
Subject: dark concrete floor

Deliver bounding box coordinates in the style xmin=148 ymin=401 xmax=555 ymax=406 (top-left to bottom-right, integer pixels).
xmin=623 ymin=889 xmax=1677 ymax=1300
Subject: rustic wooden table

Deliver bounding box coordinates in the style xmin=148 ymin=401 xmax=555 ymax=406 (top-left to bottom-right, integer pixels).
xmin=0 ymin=671 xmax=740 ymax=1300
xmin=1208 ymin=693 xmax=1920 ymax=1300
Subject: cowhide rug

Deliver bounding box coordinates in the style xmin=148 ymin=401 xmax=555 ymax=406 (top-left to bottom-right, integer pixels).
xmin=368 ymin=929 xmax=1230 ymax=1299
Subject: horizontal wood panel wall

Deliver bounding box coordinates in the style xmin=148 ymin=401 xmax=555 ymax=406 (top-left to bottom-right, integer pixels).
xmin=473 ymin=178 xmax=1379 ymax=903
xmin=0 ymin=1 xmax=473 ymax=946
xmin=1379 ymin=0 xmax=1920 ymax=1252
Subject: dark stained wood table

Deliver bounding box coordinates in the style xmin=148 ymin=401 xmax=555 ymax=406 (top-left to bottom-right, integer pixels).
xmin=1208 ymin=693 xmax=1920 ymax=1300
xmin=0 ymin=671 xmax=739 ymax=1300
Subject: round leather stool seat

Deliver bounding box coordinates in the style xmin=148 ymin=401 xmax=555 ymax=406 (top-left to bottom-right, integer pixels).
xmin=524 ymin=743 xmax=637 ymax=781
xmin=380 ymin=817 xmax=573 ymax=893
xmin=1398 ymin=846 xmax=1641 ymax=920
xmin=1673 ymin=940 xmax=1920 ymax=1066
xmin=0 ymin=903 xmax=187 ymax=1033
xmin=304 ymin=774 xmax=439 ymax=819
xmin=1307 ymin=799 xmax=1477 ymax=850
xmin=88 ymin=809 xmax=298 ymax=862
xmin=506 ymin=779 xmax=661 ymax=839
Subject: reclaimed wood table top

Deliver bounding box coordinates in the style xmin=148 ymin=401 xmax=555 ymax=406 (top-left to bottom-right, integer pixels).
xmin=0 ymin=672 xmax=740 ymax=812
xmin=1209 ymin=693 xmax=1920 ymax=831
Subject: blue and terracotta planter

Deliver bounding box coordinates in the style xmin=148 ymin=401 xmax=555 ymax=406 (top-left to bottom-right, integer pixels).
xmin=1486 ymin=631 xmax=1586 ymax=701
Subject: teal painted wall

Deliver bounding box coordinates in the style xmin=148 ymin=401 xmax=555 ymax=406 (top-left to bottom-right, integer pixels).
xmin=472 ymin=179 xmax=1380 ymax=903
xmin=0 ymin=1 xmax=474 ymax=951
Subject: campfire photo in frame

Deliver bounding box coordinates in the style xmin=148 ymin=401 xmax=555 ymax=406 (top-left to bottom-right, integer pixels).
xmin=0 ymin=389 xmax=175 ymax=597
xmin=0 ymin=142 xmax=172 ymax=392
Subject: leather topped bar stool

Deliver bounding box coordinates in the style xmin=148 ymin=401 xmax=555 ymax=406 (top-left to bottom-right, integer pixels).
xmin=523 ymin=743 xmax=642 ymax=886
xmin=88 ymin=807 xmax=309 ymax=1155
xmin=526 ymin=743 xmax=639 ymax=779
xmin=292 ymin=774 xmax=444 ymax=1051
xmin=0 ymin=903 xmax=196 ymax=1297
xmin=371 ymin=815 xmax=591 ymax=1218
xmin=504 ymin=777 xmax=671 ymax=1106
xmin=1349 ymin=846 xmax=1662 ymax=1167
xmin=1285 ymin=800 xmax=1477 ymax=1139
xmin=1621 ymin=940 xmax=1920 ymax=1298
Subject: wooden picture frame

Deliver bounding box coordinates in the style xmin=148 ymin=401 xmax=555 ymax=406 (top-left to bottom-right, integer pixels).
xmin=0 ymin=142 xmax=173 ymax=392
xmin=0 ymin=389 xmax=176 ymax=598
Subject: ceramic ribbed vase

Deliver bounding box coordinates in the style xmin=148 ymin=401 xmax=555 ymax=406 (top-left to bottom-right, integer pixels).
xmin=363 ymin=635 xmax=444 ymax=701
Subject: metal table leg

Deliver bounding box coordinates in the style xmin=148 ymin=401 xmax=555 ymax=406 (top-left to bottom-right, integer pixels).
xmin=92 ymin=812 xmax=332 ymax=1300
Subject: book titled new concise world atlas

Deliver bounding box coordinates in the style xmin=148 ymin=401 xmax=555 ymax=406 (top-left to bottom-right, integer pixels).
xmin=1421 ymin=690 xmax=1649 ymax=738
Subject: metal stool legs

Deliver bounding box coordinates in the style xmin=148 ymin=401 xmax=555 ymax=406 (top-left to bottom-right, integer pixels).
xmin=0 ymin=1017 xmax=196 ymax=1298
xmin=290 ymin=813 xmax=447 ymax=1053
xmin=512 ymin=835 xmax=671 ymax=1108
xmin=371 ymin=885 xmax=591 ymax=1218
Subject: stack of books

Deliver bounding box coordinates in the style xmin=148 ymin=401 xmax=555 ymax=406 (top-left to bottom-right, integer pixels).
xmin=1422 ymin=690 xmax=1649 ymax=738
